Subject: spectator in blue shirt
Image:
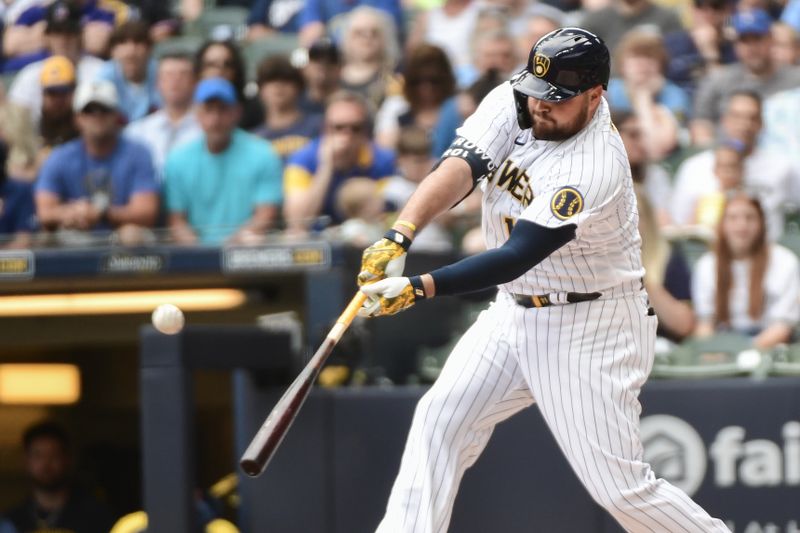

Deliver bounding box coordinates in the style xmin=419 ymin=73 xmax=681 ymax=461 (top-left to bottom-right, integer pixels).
xmin=246 ymin=0 xmax=304 ymax=39
xmin=0 ymin=143 xmax=37 ymax=249
xmin=298 ymin=0 xmax=403 ymax=48
xmin=165 ymin=78 xmax=283 ymax=244
xmin=251 ymin=56 xmax=322 ymax=162
xmin=35 ymin=80 xmax=159 ymax=241
xmin=96 ymin=21 xmax=160 ymax=122
xmin=283 ymin=90 xmax=396 ymax=231
xmin=6 ymin=0 xmax=115 ymax=69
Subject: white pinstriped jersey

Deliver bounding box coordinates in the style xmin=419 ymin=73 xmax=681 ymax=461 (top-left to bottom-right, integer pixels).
xmin=455 ymin=81 xmax=645 ymax=295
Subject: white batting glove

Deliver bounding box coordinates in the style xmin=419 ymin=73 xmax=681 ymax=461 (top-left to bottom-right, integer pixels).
xmin=359 ymin=277 xmax=418 ymax=317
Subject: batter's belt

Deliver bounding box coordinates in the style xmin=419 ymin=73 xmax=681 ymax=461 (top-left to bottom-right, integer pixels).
xmin=512 ymin=291 xmax=602 ymax=308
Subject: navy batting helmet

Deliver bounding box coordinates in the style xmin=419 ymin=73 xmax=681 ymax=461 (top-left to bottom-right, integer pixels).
xmin=512 ymin=27 xmax=609 ymax=128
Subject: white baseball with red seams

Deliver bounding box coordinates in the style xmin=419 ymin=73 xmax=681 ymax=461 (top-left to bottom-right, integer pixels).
xmin=375 ymin=82 xmax=731 ymax=532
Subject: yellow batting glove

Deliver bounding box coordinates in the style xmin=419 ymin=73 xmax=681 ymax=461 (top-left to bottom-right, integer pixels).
xmin=359 ymin=276 xmax=427 ymax=317
xmin=357 ymin=229 xmax=412 ymax=287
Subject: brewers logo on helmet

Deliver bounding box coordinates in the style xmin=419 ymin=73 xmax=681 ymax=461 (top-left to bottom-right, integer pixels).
xmin=533 ymin=54 xmax=550 ymax=77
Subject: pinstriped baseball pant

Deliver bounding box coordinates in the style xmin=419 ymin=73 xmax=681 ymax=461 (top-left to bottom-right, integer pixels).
xmin=375 ymin=292 xmax=730 ymax=533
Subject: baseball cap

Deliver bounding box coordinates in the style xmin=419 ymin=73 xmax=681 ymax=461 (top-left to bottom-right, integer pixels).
xmin=731 ymin=9 xmax=773 ymax=37
xmin=193 ymin=77 xmax=237 ymax=105
xmin=45 ymin=1 xmax=82 ymax=34
xmin=40 ymin=56 xmax=76 ymax=91
xmin=73 ymin=80 xmax=119 ymax=112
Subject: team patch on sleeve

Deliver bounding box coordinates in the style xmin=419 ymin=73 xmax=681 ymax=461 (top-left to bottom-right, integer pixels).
xmin=550 ymin=187 xmax=584 ymax=220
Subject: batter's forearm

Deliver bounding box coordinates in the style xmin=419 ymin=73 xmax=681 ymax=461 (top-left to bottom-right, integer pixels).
xmin=393 ymin=158 xmax=474 ymax=237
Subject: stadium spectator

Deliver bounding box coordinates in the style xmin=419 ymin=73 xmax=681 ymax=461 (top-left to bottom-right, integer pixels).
xmin=4 ymin=0 xmax=114 ymax=72
xmin=8 ymin=3 xmax=104 ymax=124
xmin=691 ymin=9 xmax=800 ymax=145
xmin=404 ymin=0 xmax=479 ymax=78
xmin=607 ymin=31 xmax=686 ymax=158
xmin=330 ymin=177 xmax=387 ymax=246
xmin=0 ymin=143 xmax=36 ymax=248
xmin=671 ymin=90 xmax=800 ymax=240
xmin=35 ymin=80 xmax=159 ymax=241
xmin=299 ymin=37 xmax=341 ymax=116
xmin=636 ymin=186 xmax=695 ymax=341
xmin=663 ymin=0 xmax=736 ymax=98
xmin=251 ymin=56 xmax=322 ymax=161
xmin=120 ymin=0 xmax=180 ymax=43
xmin=194 ymin=39 xmax=262 ymax=130
xmin=96 ymin=21 xmax=159 ymax=122
xmin=339 ymin=6 xmax=400 ymax=109
xmin=375 ymin=44 xmax=456 ymax=149
xmin=614 ymin=110 xmax=672 ymax=225
xmin=460 ymin=29 xmax=517 ymax=88
xmin=126 ymin=52 xmax=201 ymax=180
xmin=430 ymin=68 xmax=505 ymax=157
xmin=38 ymin=55 xmax=79 ymax=153
xmin=0 ymin=103 xmax=39 ymax=183
xmin=283 ymin=90 xmax=395 ymax=231
xmin=246 ymin=0 xmax=304 ymax=38
xmin=165 ymin=78 xmax=282 ymax=244
xmin=580 ymin=0 xmax=683 ymax=54
xmin=5 ymin=421 xmax=115 ymax=533
xmin=383 ymin=126 xmax=453 ymax=252
xmin=693 ymin=194 xmax=800 ymax=349
xmin=297 ymin=0 xmax=403 ymax=48
xmin=771 ymin=21 xmax=800 ymax=67
xmin=512 ymin=4 xmax=565 ymax=71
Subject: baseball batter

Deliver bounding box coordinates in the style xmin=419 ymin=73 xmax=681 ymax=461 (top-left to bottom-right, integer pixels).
xmin=357 ymin=29 xmax=731 ymax=533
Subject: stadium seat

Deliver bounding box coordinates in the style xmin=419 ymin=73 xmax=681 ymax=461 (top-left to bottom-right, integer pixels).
xmin=187 ymin=6 xmax=249 ymax=40
xmin=154 ymin=35 xmax=206 ymax=58
xmin=243 ymin=35 xmax=300 ymax=81
xmin=770 ymin=343 xmax=800 ymax=376
xmin=651 ymin=332 xmax=753 ymax=378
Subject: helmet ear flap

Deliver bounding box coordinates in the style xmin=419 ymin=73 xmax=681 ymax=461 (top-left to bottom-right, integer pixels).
xmin=513 ymin=89 xmax=533 ymax=130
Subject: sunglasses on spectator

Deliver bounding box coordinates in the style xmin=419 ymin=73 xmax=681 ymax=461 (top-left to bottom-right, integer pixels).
xmin=328 ymin=122 xmax=365 ymax=134
xmin=352 ymin=27 xmax=381 ymax=38
xmin=81 ymin=104 xmax=114 ymax=115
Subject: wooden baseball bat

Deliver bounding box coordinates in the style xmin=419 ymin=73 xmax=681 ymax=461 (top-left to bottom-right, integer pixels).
xmin=239 ymin=292 xmax=368 ymax=477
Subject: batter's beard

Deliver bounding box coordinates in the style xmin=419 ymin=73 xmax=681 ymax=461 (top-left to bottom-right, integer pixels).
xmin=531 ymin=98 xmax=591 ymax=141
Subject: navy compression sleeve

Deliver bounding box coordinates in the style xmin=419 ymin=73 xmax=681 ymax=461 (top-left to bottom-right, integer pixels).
xmin=429 ymin=220 xmax=576 ymax=296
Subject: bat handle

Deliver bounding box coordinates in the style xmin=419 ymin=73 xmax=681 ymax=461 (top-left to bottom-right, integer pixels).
xmin=328 ymin=292 xmax=367 ymax=342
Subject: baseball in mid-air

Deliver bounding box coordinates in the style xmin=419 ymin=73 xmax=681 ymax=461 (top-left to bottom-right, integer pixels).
xmin=151 ymin=304 xmax=185 ymax=335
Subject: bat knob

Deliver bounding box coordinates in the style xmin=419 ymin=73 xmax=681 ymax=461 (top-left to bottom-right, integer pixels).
xmin=240 ymin=459 xmax=264 ymax=478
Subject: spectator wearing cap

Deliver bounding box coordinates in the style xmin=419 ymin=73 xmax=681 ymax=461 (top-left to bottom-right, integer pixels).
xmin=283 ymin=90 xmax=396 ymax=232
xmin=164 ymin=78 xmax=282 ymax=244
xmin=663 ymin=0 xmax=736 ymax=99
xmin=96 ymin=21 xmax=160 ymax=122
xmin=251 ymin=56 xmax=322 ymax=162
xmin=297 ymin=0 xmax=403 ymax=49
xmin=35 ymin=80 xmax=159 ymax=240
xmin=8 ymin=2 xmax=104 ymax=124
xmin=672 ymin=90 xmax=800 ymax=240
xmin=38 ymin=55 xmax=79 ymax=152
xmin=691 ymin=8 xmax=800 ymax=145
xmin=6 ymin=0 xmax=114 ymax=70
xmin=126 ymin=52 xmax=201 ymax=180
xmin=580 ymin=0 xmax=683 ymax=54
xmin=300 ymin=37 xmax=342 ymax=116
xmin=246 ymin=0 xmax=304 ymax=40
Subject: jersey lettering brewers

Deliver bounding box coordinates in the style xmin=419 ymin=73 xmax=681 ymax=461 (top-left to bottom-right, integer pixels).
xmin=454 ymin=81 xmax=644 ymax=297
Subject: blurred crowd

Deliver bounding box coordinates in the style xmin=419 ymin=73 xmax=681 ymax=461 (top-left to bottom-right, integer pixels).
xmin=0 ymin=0 xmax=797 ymax=354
